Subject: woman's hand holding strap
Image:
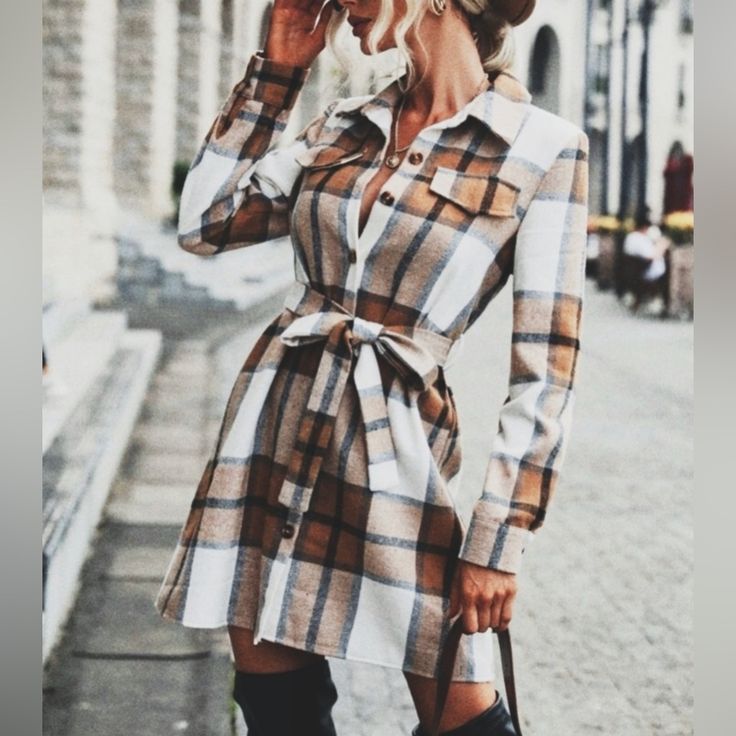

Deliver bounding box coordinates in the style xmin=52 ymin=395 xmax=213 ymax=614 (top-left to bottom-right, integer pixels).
xmin=449 ymin=560 xmax=518 ymax=635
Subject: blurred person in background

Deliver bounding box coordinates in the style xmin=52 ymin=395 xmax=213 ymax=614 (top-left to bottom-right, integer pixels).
xmin=586 ymin=220 xmax=600 ymax=280
xmin=663 ymin=141 xmax=694 ymax=216
xmin=622 ymin=207 xmax=670 ymax=317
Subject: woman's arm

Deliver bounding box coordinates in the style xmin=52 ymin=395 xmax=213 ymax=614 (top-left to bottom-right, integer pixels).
xmin=177 ymin=51 xmax=333 ymax=256
xmin=177 ymin=0 xmax=337 ymax=255
xmin=458 ymin=127 xmax=590 ymax=577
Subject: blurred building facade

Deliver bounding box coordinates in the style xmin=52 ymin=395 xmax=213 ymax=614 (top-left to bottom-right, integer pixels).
xmin=582 ymin=0 xmax=694 ymax=219
xmin=43 ymin=0 xmax=694 ymax=307
xmin=43 ymin=0 xmax=379 ymax=309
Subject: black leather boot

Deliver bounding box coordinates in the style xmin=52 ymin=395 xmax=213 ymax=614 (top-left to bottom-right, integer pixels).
xmin=232 ymin=657 xmax=339 ymax=736
xmin=411 ymin=691 xmax=517 ymax=736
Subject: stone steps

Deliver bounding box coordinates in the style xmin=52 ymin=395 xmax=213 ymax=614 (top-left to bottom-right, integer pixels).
xmin=43 ymin=337 xmax=234 ymax=736
xmin=117 ymin=211 xmax=295 ymax=312
xmin=42 ymin=310 xmax=128 ymax=455
xmin=42 ymin=323 xmax=162 ymax=664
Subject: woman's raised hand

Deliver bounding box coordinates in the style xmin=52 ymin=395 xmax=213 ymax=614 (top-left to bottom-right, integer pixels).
xmin=449 ymin=560 xmax=518 ymax=635
xmin=264 ymin=0 xmax=338 ymax=69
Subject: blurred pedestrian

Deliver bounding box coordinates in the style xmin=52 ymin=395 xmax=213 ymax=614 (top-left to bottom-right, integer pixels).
xmin=663 ymin=141 xmax=694 ymax=215
xmin=622 ymin=207 xmax=670 ymax=316
xmin=586 ymin=221 xmax=600 ymax=279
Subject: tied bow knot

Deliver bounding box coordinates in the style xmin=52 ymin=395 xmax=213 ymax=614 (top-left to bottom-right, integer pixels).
xmin=275 ymin=281 xmax=457 ymax=514
xmin=348 ymin=315 xmax=383 ymax=346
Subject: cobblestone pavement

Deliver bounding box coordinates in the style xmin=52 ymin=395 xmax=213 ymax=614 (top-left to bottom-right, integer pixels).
xmin=44 ymin=279 xmax=692 ymax=736
xmin=43 ymin=331 xmax=235 ymax=736
xmin=218 ymin=282 xmax=693 ymax=736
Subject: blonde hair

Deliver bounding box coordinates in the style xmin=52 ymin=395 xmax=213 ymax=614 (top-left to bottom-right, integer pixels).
xmin=325 ymin=0 xmax=515 ymax=91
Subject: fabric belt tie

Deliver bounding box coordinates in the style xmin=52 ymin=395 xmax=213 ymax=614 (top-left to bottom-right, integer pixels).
xmin=276 ymin=280 xmax=457 ymax=513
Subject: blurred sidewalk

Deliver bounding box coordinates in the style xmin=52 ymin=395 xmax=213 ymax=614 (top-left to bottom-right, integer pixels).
xmin=447 ymin=282 xmax=693 ymax=735
xmin=43 ymin=279 xmax=693 ymax=736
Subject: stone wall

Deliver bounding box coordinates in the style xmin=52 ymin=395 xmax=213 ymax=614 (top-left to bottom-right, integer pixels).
xmin=43 ymin=0 xmax=119 ymax=304
xmin=115 ymin=0 xmax=179 ymax=219
xmin=45 ymin=0 xmax=692 ymax=304
xmin=175 ymin=0 xmax=201 ymax=164
xmin=218 ymin=0 xmax=236 ymax=106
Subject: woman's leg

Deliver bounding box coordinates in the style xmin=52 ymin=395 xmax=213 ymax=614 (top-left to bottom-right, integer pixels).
xmin=228 ymin=625 xmax=325 ymax=672
xmin=403 ymin=671 xmax=497 ymax=733
xmin=228 ymin=626 xmax=339 ymax=736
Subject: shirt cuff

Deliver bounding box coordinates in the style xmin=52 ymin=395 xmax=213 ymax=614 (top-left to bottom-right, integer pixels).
xmin=457 ymin=516 xmax=534 ymax=574
xmin=233 ymin=50 xmax=311 ymax=110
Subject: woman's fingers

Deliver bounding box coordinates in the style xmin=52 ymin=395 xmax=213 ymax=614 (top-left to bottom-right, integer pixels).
xmin=276 ymin=0 xmax=321 ymax=10
xmin=313 ymin=1 xmax=334 ymax=32
xmin=461 ymin=604 xmax=479 ymax=635
xmin=488 ymin=594 xmax=503 ymax=631
xmin=448 ymin=574 xmax=462 ymax=619
xmin=462 ymin=592 xmax=516 ymax=635
xmin=265 ymin=0 xmax=337 ymax=66
xmin=497 ymin=591 xmax=516 ymax=632
xmin=476 ymin=599 xmax=492 ymax=633
xmin=453 ymin=561 xmax=518 ymax=635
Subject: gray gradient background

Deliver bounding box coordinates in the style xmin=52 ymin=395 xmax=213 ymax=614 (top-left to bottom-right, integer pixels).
xmin=1 ymin=0 xmax=44 ymax=734
xmin=0 ymin=1 xmax=726 ymax=733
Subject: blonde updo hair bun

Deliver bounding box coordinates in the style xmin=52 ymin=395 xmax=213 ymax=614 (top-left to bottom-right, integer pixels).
xmin=455 ymin=0 xmax=515 ymax=74
xmin=493 ymin=0 xmax=537 ymax=26
xmin=324 ymin=0 xmax=535 ymax=90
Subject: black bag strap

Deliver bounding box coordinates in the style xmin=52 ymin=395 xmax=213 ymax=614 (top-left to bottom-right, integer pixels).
xmin=429 ymin=619 xmax=523 ymax=736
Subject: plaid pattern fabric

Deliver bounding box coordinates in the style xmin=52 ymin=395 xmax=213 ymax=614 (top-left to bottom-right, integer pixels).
xmin=155 ymin=51 xmax=589 ymax=683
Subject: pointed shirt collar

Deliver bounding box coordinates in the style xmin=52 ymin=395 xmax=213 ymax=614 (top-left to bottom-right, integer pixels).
xmin=334 ymin=70 xmax=532 ymax=147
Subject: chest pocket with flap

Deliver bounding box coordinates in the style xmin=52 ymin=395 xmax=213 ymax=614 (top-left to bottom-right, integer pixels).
xmin=294 ymin=142 xmax=365 ymax=171
xmin=429 ymin=166 xmax=520 ymax=218
xmin=290 ymin=140 xmax=366 ymax=213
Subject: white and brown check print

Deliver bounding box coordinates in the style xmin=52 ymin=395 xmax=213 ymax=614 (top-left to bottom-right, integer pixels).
xmin=155 ymin=51 xmax=589 ymax=683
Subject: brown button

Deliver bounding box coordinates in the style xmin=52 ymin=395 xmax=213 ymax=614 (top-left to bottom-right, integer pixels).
xmin=348 ymin=248 xmax=357 ymax=263
xmin=379 ymin=191 xmax=395 ymax=206
xmin=281 ymin=523 xmax=295 ymax=539
xmin=408 ymin=151 xmax=423 ymax=165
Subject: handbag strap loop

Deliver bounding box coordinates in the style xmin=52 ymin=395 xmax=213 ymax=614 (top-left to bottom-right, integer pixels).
xmin=429 ymin=619 xmax=523 ymax=736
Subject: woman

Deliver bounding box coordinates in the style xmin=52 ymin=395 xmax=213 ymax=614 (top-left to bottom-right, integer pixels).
xmin=155 ymin=1 xmax=588 ymax=734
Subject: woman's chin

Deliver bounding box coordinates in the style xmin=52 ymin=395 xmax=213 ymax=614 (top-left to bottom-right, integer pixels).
xmin=357 ymin=38 xmax=393 ymax=56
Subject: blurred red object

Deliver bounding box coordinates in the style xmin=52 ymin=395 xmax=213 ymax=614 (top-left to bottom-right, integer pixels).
xmin=663 ymin=142 xmax=694 ymax=215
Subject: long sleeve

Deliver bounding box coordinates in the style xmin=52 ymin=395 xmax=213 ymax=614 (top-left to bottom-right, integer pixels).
xmin=458 ymin=128 xmax=590 ymax=574
xmin=177 ymin=51 xmax=333 ymax=256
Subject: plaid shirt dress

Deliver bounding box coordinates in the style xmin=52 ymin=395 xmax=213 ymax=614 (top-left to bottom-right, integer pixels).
xmin=155 ymin=51 xmax=589 ymax=683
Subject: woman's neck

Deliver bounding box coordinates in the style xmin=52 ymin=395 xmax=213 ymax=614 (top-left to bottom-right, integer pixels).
xmin=401 ymin=8 xmax=488 ymax=126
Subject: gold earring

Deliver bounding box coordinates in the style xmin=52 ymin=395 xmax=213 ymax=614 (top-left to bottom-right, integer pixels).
xmin=428 ymin=0 xmax=446 ymax=16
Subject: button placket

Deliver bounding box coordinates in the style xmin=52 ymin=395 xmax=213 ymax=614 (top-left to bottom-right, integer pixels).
xmin=379 ymin=190 xmax=395 ymax=206
xmin=350 ymin=134 xmax=423 ymax=298
xmin=346 ymin=141 xmax=383 ymax=306
xmin=278 ymin=511 xmax=302 ymax=550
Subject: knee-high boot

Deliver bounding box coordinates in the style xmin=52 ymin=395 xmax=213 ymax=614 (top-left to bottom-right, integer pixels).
xmin=411 ymin=690 xmax=517 ymax=736
xmin=232 ymin=657 xmax=339 ymax=736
